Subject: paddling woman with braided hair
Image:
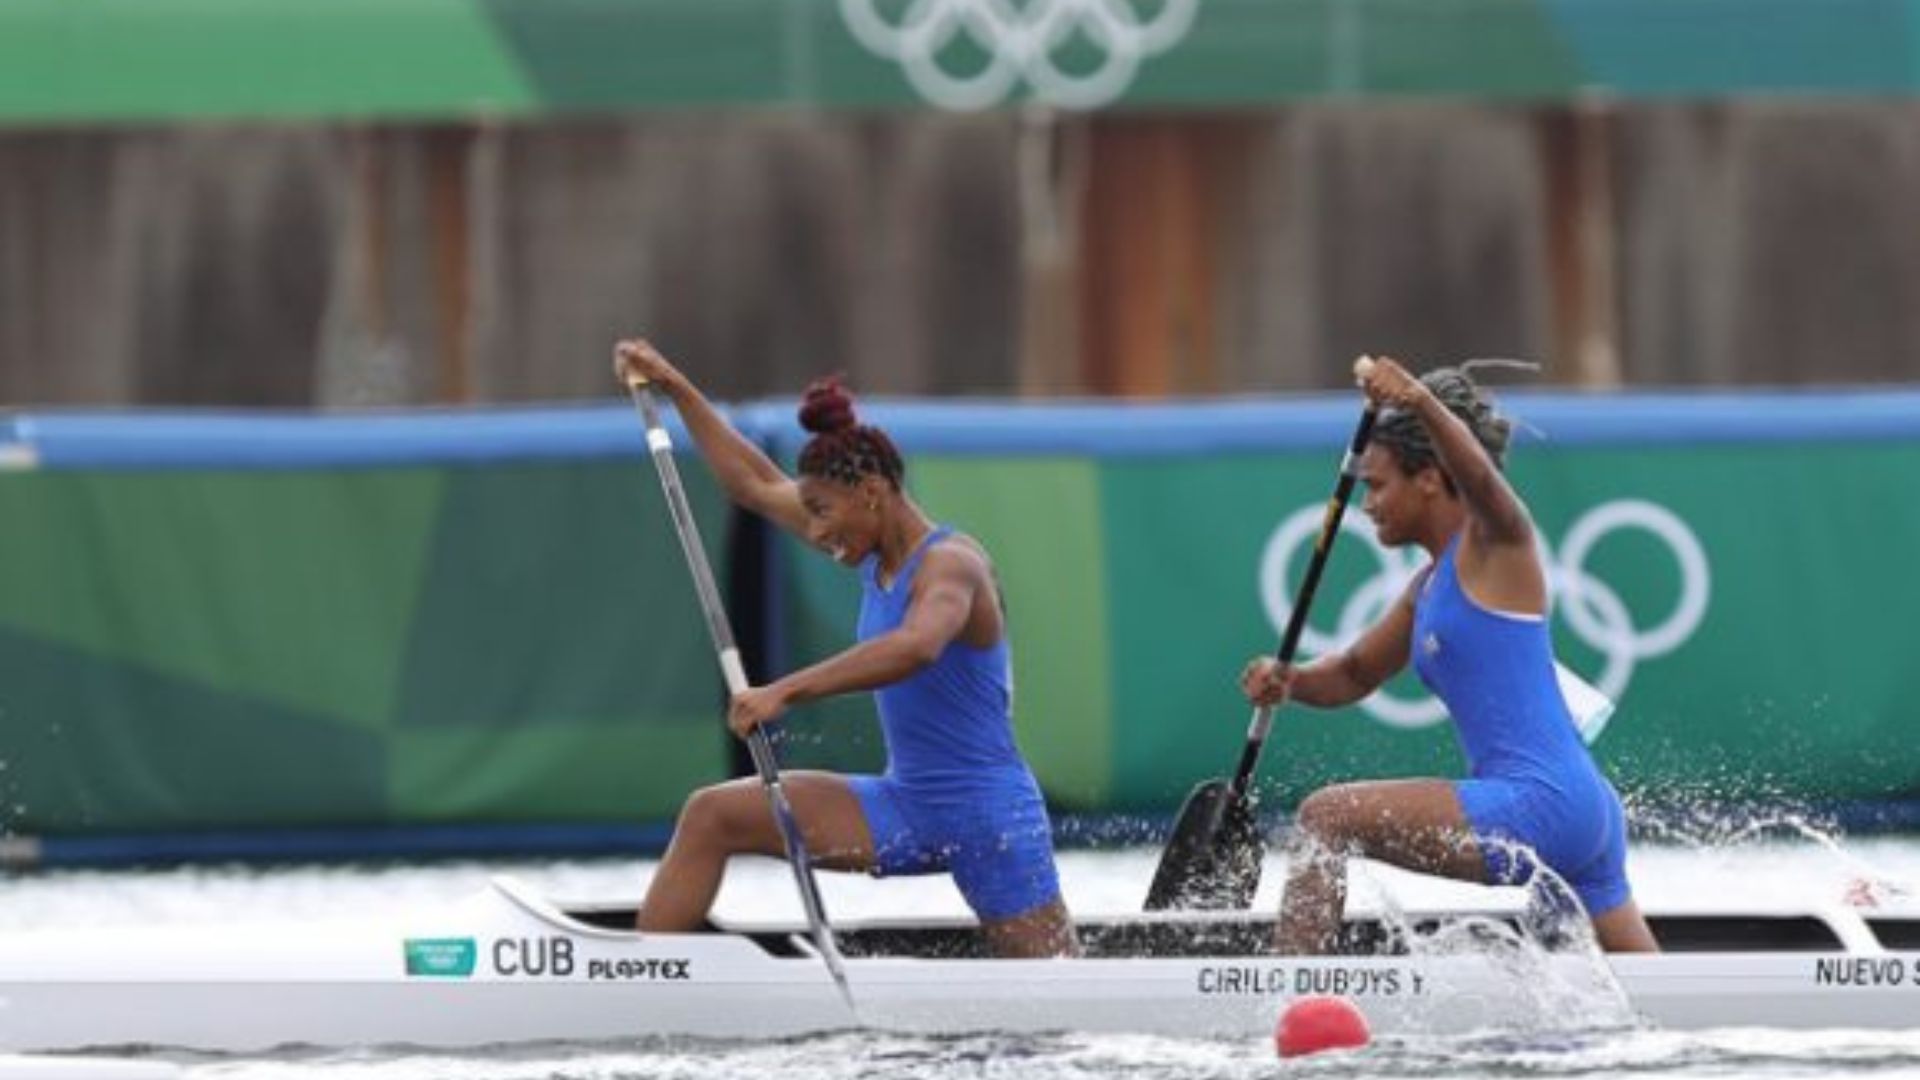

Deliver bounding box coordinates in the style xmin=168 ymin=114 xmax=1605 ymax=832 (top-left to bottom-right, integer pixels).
xmin=613 ymin=339 xmax=1079 ymax=958
xmin=1242 ymin=355 xmax=1658 ymax=955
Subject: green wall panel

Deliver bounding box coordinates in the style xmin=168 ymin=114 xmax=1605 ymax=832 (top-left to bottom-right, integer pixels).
xmin=912 ymin=457 xmax=1113 ymax=808
xmin=0 ymin=629 xmax=385 ymax=832
xmin=0 ymin=430 xmax=734 ymax=838
xmin=0 ymin=471 xmax=442 ymax=730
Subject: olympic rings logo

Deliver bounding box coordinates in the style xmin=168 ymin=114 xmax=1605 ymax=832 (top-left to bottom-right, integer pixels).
xmin=839 ymin=0 xmax=1199 ymax=110
xmin=1257 ymin=499 xmax=1712 ymax=730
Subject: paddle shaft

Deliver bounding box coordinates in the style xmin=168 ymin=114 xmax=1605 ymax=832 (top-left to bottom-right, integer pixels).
xmin=1227 ymin=404 xmax=1378 ymax=800
xmin=625 ymin=381 xmax=853 ymax=1006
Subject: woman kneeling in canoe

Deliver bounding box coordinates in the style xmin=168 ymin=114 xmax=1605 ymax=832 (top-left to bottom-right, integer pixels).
xmin=614 ymin=339 xmax=1079 ymax=958
xmin=1242 ymin=355 xmax=1659 ymax=955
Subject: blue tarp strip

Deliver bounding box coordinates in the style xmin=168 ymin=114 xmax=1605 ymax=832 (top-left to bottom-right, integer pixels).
xmin=4 ymin=389 xmax=1919 ymax=470
xmin=0 ymin=402 xmax=701 ymax=471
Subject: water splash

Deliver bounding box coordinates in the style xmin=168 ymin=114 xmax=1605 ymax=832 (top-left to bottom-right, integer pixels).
xmin=1334 ymin=843 xmax=1640 ymax=1039
xmin=1624 ymin=796 xmax=1917 ymax=907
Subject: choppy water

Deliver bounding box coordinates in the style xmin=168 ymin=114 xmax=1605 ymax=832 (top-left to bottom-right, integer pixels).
xmin=7 ymin=836 xmax=1920 ymax=1079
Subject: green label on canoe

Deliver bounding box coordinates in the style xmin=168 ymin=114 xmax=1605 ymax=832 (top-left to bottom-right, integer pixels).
xmin=404 ymin=937 xmax=477 ymax=978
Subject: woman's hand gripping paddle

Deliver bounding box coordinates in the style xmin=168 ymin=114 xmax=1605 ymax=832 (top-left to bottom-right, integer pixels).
xmin=622 ymin=375 xmax=855 ymax=1013
xmin=1144 ymin=359 xmax=1380 ymax=911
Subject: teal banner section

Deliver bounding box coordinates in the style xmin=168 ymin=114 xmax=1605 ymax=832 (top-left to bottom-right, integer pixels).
xmin=3 ymin=0 xmax=1918 ymax=121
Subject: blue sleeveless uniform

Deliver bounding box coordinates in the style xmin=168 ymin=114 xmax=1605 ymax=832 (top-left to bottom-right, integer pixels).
xmin=1412 ymin=537 xmax=1633 ymax=916
xmin=844 ymin=525 xmax=1064 ymax=922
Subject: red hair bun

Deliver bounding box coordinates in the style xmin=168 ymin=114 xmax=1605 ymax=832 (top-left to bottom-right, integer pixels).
xmin=798 ymin=376 xmax=857 ymax=435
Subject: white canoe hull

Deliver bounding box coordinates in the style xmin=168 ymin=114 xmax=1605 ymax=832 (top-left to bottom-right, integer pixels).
xmin=3 ymin=876 xmax=1917 ymax=1052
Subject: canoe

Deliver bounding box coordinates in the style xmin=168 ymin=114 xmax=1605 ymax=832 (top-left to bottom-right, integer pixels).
xmin=2 ymin=875 xmax=1917 ymax=1052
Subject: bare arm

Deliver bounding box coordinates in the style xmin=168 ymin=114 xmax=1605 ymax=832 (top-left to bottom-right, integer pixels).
xmin=1405 ymin=390 xmax=1532 ymax=546
xmin=758 ymin=545 xmax=978 ymax=708
xmin=1243 ymin=574 xmax=1418 ymax=709
xmin=1358 ymin=355 xmax=1546 ymax=613
xmin=614 ymin=339 xmax=809 ymax=539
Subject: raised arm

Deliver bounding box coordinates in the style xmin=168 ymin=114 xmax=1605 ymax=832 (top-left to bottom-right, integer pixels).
xmin=614 ymin=339 xmax=809 ymax=539
xmin=1357 ymin=355 xmax=1532 ymax=547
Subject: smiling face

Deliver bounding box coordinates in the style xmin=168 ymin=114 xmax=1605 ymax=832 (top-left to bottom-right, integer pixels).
xmin=1359 ymin=443 xmax=1446 ymax=548
xmin=798 ymin=474 xmax=887 ymax=566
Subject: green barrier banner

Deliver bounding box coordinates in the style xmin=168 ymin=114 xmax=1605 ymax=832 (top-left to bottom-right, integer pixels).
xmin=0 ymin=442 xmax=734 ymax=835
xmin=774 ymin=400 xmax=1920 ymax=816
xmin=6 ymin=394 xmax=1919 ymax=845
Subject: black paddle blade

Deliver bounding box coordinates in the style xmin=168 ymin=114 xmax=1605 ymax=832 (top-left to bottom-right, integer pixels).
xmin=1144 ymin=779 xmax=1264 ymax=910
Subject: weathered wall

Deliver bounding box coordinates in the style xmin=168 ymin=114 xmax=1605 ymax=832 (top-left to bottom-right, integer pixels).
xmin=3 ymin=104 xmax=1918 ymax=406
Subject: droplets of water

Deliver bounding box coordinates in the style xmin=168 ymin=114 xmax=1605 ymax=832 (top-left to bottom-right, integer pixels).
xmin=1339 ymin=852 xmax=1641 ymax=1042
xmin=1622 ymin=803 xmax=1920 ymax=909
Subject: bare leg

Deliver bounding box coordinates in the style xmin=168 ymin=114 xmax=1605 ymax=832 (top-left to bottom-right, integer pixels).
xmin=636 ymin=771 xmax=874 ymax=932
xmin=980 ymin=898 xmax=1081 ymax=958
xmin=1592 ymin=899 xmax=1661 ymax=952
xmin=1275 ymin=831 xmax=1351 ymax=956
xmin=1276 ymin=779 xmax=1486 ymax=954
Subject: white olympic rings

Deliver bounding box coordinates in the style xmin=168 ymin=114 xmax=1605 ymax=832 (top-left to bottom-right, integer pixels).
xmin=1257 ymin=499 xmax=1712 ymax=730
xmin=839 ymin=0 xmax=1199 ymax=110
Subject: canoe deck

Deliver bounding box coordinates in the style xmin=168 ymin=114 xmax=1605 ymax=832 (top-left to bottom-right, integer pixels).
xmin=558 ymin=900 xmax=1920 ymax=959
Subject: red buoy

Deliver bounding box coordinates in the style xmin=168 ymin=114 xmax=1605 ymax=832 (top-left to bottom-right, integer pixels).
xmin=1274 ymin=995 xmax=1371 ymax=1058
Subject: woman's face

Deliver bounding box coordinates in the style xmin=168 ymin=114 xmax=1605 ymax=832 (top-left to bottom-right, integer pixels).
xmin=1359 ymin=444 xmax=1439 ymax=547
xmin=798 ymin=474 xmax=883 ymax=566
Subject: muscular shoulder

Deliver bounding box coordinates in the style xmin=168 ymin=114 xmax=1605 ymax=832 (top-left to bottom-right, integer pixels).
xmin=919 ymin=532 xmax=994 ymax=587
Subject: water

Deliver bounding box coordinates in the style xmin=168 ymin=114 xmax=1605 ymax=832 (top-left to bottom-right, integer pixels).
xmin=7 ymin=838 xmax=1920 ymax=1079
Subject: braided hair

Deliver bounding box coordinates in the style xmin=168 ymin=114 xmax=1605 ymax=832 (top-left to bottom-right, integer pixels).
xmin=796 ymin=377 xmax=905 ymax=490
xmin=1372 ymin=360 xmax=1528 ymax=484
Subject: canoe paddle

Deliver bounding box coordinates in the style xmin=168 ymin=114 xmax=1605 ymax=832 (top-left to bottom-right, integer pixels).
xmin=624 ymin=377 xmax=854 ymax=1010
xmin=1144 ymin=365 xmax=1379 ymax=911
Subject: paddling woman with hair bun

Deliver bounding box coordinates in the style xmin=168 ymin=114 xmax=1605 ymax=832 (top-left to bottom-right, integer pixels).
xmin=1241 ymin=355 xmax=1659 ymax=955
xmin=613 ymin=339 xmax=1079 ymax=959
